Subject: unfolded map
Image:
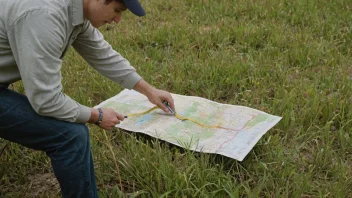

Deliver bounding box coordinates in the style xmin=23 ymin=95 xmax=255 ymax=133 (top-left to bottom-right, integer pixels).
xmin=96 ymin=89 xmax=282 ymax=161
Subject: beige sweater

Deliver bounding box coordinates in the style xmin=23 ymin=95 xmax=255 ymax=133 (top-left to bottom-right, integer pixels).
xmin=0 ymin=0 xmax=142 ymax=123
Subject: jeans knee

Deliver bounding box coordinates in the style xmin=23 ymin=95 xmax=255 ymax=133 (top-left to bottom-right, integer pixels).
xmin=68 ymin=123 xmax=90 ymax=149
xmin=49 ymin=123 xmax=90 ymax=166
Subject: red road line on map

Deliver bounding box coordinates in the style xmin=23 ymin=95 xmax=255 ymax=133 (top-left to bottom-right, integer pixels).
xmin=218 ymin=115 xmax=256 ymax=149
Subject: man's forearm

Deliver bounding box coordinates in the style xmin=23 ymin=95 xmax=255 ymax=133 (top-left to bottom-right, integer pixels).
xmin=132 ymin=79 xmax=156 ymax=96
xmin=88 ymin=108 xmax=100 ymax=124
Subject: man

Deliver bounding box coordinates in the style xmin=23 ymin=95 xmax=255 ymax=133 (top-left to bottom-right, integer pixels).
xmin=0 ymin=0 xmax=175 ymax=197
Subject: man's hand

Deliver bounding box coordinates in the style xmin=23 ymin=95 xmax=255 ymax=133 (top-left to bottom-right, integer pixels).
xmin=88 ymin=108 xmax=124 ymax=130
xmin=133 ymin=79 xmax=175 ymax=113
xmin=145 ymin=88 xmax=175 ymax=113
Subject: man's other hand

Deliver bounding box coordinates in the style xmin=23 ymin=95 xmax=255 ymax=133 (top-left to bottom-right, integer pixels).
xmin=89 ymin=108 xmax=124 ymax=130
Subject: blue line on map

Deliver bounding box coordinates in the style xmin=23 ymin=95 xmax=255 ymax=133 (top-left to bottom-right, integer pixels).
xmin=137 ymin=114 xmax=154 ymax=124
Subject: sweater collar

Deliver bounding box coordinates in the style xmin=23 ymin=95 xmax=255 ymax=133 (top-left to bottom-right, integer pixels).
xmin=71 ymin=0 xmax=84 ymax=26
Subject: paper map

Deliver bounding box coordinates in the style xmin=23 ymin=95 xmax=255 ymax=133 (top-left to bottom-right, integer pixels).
xmin=96 ymin=89 xmax=282 ymax=161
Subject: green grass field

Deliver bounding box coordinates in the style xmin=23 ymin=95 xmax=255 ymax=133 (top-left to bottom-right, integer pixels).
xmin=1 ymin=0 xmax=352 ymax=197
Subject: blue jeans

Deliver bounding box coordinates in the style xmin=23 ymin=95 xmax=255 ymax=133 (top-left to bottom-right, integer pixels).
xmin=0 ymin=87 xmax=98 ymax=198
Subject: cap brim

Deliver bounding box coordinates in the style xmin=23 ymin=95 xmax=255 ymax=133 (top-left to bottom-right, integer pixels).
xmin=124 ymin=0 xmax=146 ymax=17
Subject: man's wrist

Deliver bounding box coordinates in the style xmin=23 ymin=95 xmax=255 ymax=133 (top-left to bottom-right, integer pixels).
xmin=95 ymin=108 xmax=103 ymax=125
xmin=133 ymin=79 xmax=155 ymax=96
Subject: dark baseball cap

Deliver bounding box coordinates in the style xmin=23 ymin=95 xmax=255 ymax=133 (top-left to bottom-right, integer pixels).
xmin=123 ymin=0 xmax=146 ymax=16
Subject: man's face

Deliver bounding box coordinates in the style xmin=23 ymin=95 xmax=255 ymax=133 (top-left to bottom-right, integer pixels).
xmin=84 ymin=0 xmax=127 ymax=28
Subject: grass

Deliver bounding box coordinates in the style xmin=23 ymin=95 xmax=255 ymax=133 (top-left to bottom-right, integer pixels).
xmin=1 ymin=0 xmax=352 ymax=197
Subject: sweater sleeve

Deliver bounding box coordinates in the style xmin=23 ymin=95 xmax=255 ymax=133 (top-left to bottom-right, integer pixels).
xmin=7 ymin=9 xmax=91 ymax=123
xmin=72 ymin=21 xmax=142 ymax=89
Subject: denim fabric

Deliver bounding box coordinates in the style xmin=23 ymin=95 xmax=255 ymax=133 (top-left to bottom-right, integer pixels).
xmin=0 ymin=88 xmax=98 ymax=198
xmin=0 ymin=84 xmax=9 ymax=89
